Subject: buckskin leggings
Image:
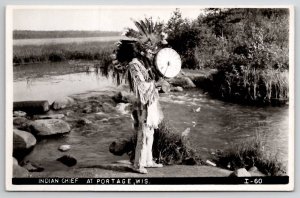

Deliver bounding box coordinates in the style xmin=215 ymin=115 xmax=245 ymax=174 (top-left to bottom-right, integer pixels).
xmin=133 ymin=107 xmax=154 ymax=168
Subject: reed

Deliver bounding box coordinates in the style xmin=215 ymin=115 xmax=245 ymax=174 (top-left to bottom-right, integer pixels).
xmin=209 ymin=67 xmax=289 ymax=105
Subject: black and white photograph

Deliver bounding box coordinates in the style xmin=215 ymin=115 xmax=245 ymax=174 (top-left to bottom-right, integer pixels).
xmin=6 ymin=5 xmax=294 ymax=191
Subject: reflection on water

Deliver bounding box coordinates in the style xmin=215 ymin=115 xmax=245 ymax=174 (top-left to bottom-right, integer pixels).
xmin=14 ymin=62 xmax=289 ymax=166
xmin=14 ymin=72 xmax=117 ymax=104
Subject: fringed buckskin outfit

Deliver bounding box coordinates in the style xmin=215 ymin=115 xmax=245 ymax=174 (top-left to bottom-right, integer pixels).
xmin=129 ymin=58 xmax=163 ymax=169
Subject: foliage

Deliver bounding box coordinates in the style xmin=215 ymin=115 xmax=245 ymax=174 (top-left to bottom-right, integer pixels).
xmin=165 ymin=8 xmax=289 ymax=105
xmin=214 ymin=134 xmax=286 ymax=176
xmin=165 ymin=9 xmax=201 ymax=69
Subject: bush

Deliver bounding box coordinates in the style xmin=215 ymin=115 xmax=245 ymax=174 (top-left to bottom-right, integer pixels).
xmin=110 ymin=120 xmax=203 ymax=165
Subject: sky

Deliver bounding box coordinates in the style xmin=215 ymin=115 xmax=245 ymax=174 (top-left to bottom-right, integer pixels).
xmin=13 ymin=6 xmax=204 ymax=31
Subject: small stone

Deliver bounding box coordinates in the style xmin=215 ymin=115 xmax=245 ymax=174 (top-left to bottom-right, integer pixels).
xmin=13 ymin=111 xmax=26 ymax=117
xmin=52 ymin=97 xmax=74 ymax=110
xmin=109 ymin=139 xmax=131 ymax=156
xmin=30 ymin=119 xmax=71 ymax=136
xmin=170 ymin=86 xmax=184 ymax=92
xmin=249 ymin=166 xmax=258 ymax=172
xmin=82 ymin=105 xmax=92 ymax=113
xmin=229 ymin=168 xmax=251 ymax=177
xmin=65 ymin=111 xmax=73 ymax=116
xmin=57 ymin=155 xmax=77 ymax=167
xmin=100 ymin=118 xmax=109 ymax=122
xmin=181 ymin=128 xmax=190 ymax=138
xmin=194 ymin=107 xmax=201 ymax=112
xmin=116 ymin=103 xmax=132 ymax=114
xmin=13 ymin=129 xmax=36 ymax=151
xmin=205 ymin=160 xmax=216 ymax=167
xmin=159 ymin=80 xmax=171 ymax=93
xmin=37 ymin=114 xmax=65 ymax=119
xmin=58 ymin=145 xmax=71 ymax=152
xmin=77 ymin=118 xmax=92 ymax=126
xmin=248 ymin=166 xmax=265 ymax=177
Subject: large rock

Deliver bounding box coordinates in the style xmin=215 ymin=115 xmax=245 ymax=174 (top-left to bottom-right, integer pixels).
xmin=52 ymin=97 xmax=74 ymax=110
xmin=229 ymin=168 xmax=251 ymax=177
xmin=158 ymin=80 xmax=171 ymax=93
xmin=168 ymin=76 xmax=196 ymax=88
xmin=13 ymin=117 xmax=30 ymax=130
xmin=113 ymin=91 xmax=136 ymax=104
xmin=13 ymin=157 xmax=29 ymax=178
xmin=13 ymin=129 xmax=36 ymax=152
xmin=14 ymin=100 xmax=49 ymax=114
xmin=30 ymin=119 xmax=71 ymax=136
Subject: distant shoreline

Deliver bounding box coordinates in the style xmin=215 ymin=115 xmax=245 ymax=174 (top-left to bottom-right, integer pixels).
xmin=13 ymin=30 xmax=122 ymax=40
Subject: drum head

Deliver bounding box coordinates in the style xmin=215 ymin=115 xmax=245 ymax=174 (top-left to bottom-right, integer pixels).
xmin=155 ymin=48 xmax=182 ymax=78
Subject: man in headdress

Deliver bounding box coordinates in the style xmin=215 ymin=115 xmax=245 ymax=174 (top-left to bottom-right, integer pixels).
xmin=111 ymin=20 xmax=169 ymax=174
xmin=128 ymin=45 xmax=164 ymax=174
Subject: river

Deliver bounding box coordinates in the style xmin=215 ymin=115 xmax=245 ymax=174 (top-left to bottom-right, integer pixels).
xmin=13 ymin=62 xmax=289 ymax=170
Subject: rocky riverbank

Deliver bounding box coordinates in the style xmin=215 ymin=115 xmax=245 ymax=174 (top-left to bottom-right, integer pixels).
xmin=12 ymin=74 xmax=269 ymax=178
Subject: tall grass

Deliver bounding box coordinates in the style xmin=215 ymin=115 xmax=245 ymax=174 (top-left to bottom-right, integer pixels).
xmin=209 ymin=67 xmax=289 ymax=105
xmin=214 ymin=134 xmax=286 ymax=176
xmin=13 ymin=41 xmax=114 ymax=65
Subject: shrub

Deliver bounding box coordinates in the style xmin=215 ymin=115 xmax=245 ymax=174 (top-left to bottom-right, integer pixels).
xmin=110 ymin=120 xmax=203 ymax=165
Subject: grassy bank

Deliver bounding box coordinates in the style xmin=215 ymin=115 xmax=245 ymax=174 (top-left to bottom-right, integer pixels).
xmin=13 ymin=41 xmax=114 ymax=65
xmin=205 ymin=68 xmax=289 ymax=105
xmin=213 ymin=134 xmax=286 ymax=176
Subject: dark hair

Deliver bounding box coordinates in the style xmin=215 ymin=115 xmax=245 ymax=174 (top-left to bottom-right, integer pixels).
xmin=116 ymin=40 xmax=142 ymax=63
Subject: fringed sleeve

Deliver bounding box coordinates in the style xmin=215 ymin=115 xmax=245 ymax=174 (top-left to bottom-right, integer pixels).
xmin=128 ymin=59 xmax=158 ymax=105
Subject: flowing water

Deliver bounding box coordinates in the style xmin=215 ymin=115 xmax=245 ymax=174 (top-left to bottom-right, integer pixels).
xmin=13 ymin=62 xmax=289 ymax=170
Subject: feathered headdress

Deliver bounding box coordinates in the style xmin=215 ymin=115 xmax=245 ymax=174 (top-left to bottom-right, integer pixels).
xmin=110 ymin=18 xmax=168 ymax=85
